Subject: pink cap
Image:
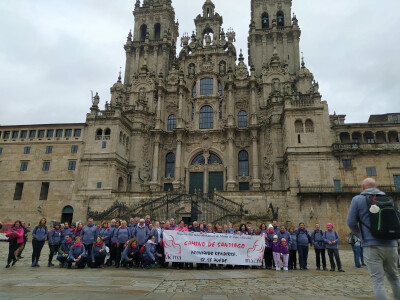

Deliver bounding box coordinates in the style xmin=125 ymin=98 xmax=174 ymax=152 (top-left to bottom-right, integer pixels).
xmin=281 ymin=238 xmax=286 ymax=243
xmin=327 ymin=223 xmax=333 ymax=228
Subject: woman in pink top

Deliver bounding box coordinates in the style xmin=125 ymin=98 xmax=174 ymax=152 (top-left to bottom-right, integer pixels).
xmin=6 ymin=220 xmax=24 ymax=268
xmin=174 ymin=220 xmax=188 ymax=232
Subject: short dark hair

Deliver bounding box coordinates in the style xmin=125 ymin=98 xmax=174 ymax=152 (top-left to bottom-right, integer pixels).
xmin=299 ymin=222 xmax=305 ymax=226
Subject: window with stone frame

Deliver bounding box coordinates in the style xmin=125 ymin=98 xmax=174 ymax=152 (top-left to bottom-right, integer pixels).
xmin=238 ymin=150 xmax=249 ymax=176
xmin=165 ymin=152 xmax=175 ymax=178
xmin=199 ymin=105 xmax=213 ymax=129
xmin=238 ymin=111 xmax=247 ymax=128
xmin=167 ymin=114 xmax=176 ymax=131
xmin=200 ymin=78 xmax=213 ymax=95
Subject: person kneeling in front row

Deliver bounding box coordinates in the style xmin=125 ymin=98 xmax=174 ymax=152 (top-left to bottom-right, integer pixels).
xmin=91 ymin=237 xmax=106 ymax=268
xmin=67 ymin=236 xmax=86 ymax=269
xmin=57 ymin=234 xmax=73 ymax=267
xmin=142 ymin=236 xmax=158 ymax=268
xmin=121 ymin=238 xmax=139 ymax=268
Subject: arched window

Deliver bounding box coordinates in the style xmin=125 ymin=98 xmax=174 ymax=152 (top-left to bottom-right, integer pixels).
xmin=104 ymin=128 xmax=111 ymax=136
xmin=154 ymin=23 xmax=161 ymax=40
xmin=277 ymin=11 xmax=284 ymax=27
xmin=199 ymin=105 xmax=213 ymax=129
xmin=208 ymin=153 xmax=222 ymax=164
xmin=191 ymin=154 xmax=205 ymax=165
xmin=305 ymin=119 xmax=314 ymax=133
xmin=192 ymin=83 xmax=196 ymax=98
xmin=167 ymin=114 xmax=176 ymax=131
xmin=218 ymin=81 xmax=223 ymax=96
xmin=96 ymin=129 xmax=103 ymax=140
xmin=238 ymin=150 xmax=249 ymax=176
xmin=140 ymin=24 xmax=147 ymax=42
xmin=200 ymin=78 xmax=213 ymax=95
xmin=188 ymin=63 xmax=195 ymax=76
xmin=165 ymin=152 xmax=175 ymax=178
xmin=119 ymin=131 xmax=123 ymax=143
xmin=238 ymin=111 xmax=247 ymax=128
xmin=295 ymin=120 xmax=304 ymax=133
xmin=262 ymin=13 xmax=269 ymax=29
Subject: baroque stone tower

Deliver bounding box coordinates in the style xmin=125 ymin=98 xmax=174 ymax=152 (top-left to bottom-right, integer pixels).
xmin=249 ymin=0 xmax=301 ymax=76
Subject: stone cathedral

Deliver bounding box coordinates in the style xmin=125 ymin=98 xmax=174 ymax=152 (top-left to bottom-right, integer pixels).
xmin=0 ymin=0 xmax=399 ymax=238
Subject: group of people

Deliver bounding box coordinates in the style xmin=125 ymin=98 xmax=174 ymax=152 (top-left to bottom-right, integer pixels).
xmin=3 ymin=177 xmax=400 ymax=299
xmin=5 ymin=213 xmax=349 ymax=272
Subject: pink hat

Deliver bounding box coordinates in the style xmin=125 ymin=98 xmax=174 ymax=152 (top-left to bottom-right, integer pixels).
xmin=327 ymin=223 xmax=333 ymax=228
xmin=281 ymin=238 xmax=287 ymax=243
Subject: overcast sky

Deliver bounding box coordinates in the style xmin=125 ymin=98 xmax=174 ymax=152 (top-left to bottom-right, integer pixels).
xmin=0 ymin=0 xmax=399 ymax=126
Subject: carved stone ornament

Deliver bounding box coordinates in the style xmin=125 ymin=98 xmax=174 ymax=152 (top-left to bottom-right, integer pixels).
xmin=138 ymin=160 xmax=151 ymax=183
xmin=200 ymin=55 xmax=214 ymax=72
xmin=262 ymin=157 xmax=275 ymax=184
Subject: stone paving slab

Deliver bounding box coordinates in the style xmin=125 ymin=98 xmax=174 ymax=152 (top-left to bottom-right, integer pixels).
xmin=0 ymin=242 xmax=396 ymax=299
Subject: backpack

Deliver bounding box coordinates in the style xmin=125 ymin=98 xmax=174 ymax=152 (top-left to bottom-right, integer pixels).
xmin=360 ymin=194 xmax=400 ymax=240
xmin=347 ymin=232 xmax=356 ymax=245
xmin=139 ymin=244 xmax=146 ymax=254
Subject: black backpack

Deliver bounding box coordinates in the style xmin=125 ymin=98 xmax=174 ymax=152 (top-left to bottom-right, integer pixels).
xmin=360 ymin=194 xmax=400 ymax=240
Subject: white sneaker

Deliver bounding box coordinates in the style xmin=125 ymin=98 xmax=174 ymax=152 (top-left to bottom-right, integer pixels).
xmin=276 ymin=267 xmax=280 ymax=271
xmin=284 ymin=267 xmax=288 ymax=271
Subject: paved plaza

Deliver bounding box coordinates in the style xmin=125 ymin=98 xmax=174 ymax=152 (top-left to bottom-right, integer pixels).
xmin=0 ymin=242 xmax=395 ymax=299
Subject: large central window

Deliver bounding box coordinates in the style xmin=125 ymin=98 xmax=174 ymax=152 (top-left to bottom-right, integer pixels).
xmin=200 ymin=78 xmax=213 ymax=95
xmin=199 ymin=105 xmax=213 ymax=129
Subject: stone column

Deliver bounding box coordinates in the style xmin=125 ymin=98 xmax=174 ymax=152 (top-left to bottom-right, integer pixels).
xmin=203 ymin=152 xmax=210 ymax=194
xmin=173 ymin=132 xmax=183 ymax=190
xmin=251 ymin=129 xmax=261 ymax=191
xmin=227 ymin=84 xmax=234 ymax=126
xmin=227 ymin=129 xmax=236 ymax=191
xmin=155 ymin=93 xmax=162 ymax=130
xmin=150 ymin=134 xmax=161 ymax=191
xmin=177 ymin=90 xmax=183 ymax=128
xmin=250 ymin=85 xmax=257 ymax=125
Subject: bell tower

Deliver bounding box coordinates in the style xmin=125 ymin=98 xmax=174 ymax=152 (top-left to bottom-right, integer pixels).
xmin=123 ymin=0 xmax=179 ymax=84
xmin=194 ymin=0 xmax=223 ymax=41
xmin=249 ymin=0 xmax=301 ymax=76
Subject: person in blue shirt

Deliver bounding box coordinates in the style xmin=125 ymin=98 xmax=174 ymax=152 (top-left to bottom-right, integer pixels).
xmin=31 ymin=218 xmax=48 ymax=267
xmin=311 ymin=223 xmax=327 ymax=271
xmin=115 ymin=220 xmax=130 ymax=268
xmin=48 ymin=222 xmax=62 ymax=267
xmin=347 ymin=178 xmax=400 ymax=299
xmin=295 ymin=222 xmax=311 ymax=270
xmin=142 ymin=236 xmax=158 ymax=268
xmin=67 ymin=236 xmax=86 ymax=269
xmin=91 ymin=236 xmax=107 ymax=268
xmin=324 ymin=223 xmax=344 ymax=272
xmin=81 ymin=218 xmax=97 ymax=264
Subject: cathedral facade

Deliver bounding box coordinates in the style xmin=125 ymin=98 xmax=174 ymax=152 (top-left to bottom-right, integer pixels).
xmin=1 ymin=0 xmax=399 ymax=238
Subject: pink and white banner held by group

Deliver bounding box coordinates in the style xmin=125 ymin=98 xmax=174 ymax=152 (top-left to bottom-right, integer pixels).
xmin=163 ymin=231 xmax=265 ymax=266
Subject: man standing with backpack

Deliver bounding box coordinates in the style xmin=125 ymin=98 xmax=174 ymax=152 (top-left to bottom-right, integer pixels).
xmin=347 ymin=178 xmax=400 ymax=300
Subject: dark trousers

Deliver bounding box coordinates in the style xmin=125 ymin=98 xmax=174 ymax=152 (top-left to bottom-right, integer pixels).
xmin=109 ymin=243 xmax=117 ymax=265
xmin=83 ymin=243 xmax=93 ymax=264
xmin=32 ymin=239 xmax=45 ymax=263
xmin=327 ymin=248 xmax=342 ymax=270
xmin=315 ymin=248 xmax=327 ymax=268
xmin=156 ymin=244 xmax=166 ymax=267
xmin=289 ymin=250 xmax=297 ymax=269
xmin=297 ymin=245 xmax=309 ymax=269
xmin=7 ymin=240 xmax=20 ymax=265
xmin=265 ymin=248 xmax=273 ymax=268
xmin=67 ymin=257 xmax=85 ymax=268
xmin=92 ymin=252 xmax=106 ymax=268
xmin=48 ymin=244 xmax=60 ymax=263
xmin=57 ymin=254 xmax=68 ymax=264
xmin=116 ymin=244 xmax=125 ymax=266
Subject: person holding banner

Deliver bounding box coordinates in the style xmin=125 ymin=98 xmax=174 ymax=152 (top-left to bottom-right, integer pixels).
xmin=264 ymin=224 xmax=275 ymax=269
xmin=174 ymin=221 xmax=188 ymax=269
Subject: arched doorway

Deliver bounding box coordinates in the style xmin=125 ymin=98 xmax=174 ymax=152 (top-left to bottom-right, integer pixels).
xmin=61 ymin=206 xmax=73 ymax=224
xmin=189 ymin=152 xmax=224 ymax=194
